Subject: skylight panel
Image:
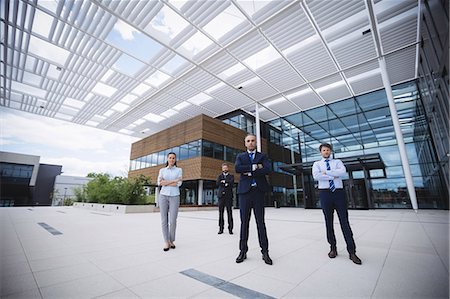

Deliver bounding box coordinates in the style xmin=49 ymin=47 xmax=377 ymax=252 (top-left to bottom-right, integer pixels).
xmin=28 ymin=36 xmax=70 ymax=66
xmin=104 ymin=110 xmax=115 ymax=117
xmin=131 ymin=83 xmax=152 ymax=96
xmin=101 ymin=69 xmax=115 ymax=82
xmin=92 ymin=82 xmax=117 ymax=97
xmin=119 ymin=129 xmax=134 ymax=135
xmin=187 ymin=93 xmax=212 ymax=105
xmin=161 ymin=54 xmax=188 ymax=75
xmin=112 ymin=53 xmax=146 ymax=77
xmin=282 ymin=35 xmax=318 ymax=56
xmin=205 ymin=82 xmax=226 ymax=94
xmin=55 ymin=113 xmax=73 ymax=121
xmin=263 ymin=97 xmax=286 ymax=107
xmin=144 ymin=112 xmax=165 ymax=123
xmin=286 ymin=88 xmax=312 ymax=99
xmin=107 ymin=19 xmax=163 ymax=62
xmin=161 ymin=109 xmax=178 ymax=118
xmin=236 ymin=0 xmax=272 ymax=17
xmin=32 ymin=9 xmax=54 ymax=38
xmin=112 ymin=102 xmax=129 ymax=112
xmin=179 ymin=31 xmax=213 ymax=57
xmin=145 ymin=71 xmax=171 ymax=88
xmin=203 ymin=4 xmax=246 ymax=41
xmin=22 ymin=71 xmax=42 ymax=86
xmin=173 ymin=101 xmax=191 ymax=110
xmin=46 ymin=64 xmax=61 ymax=80
xmin=220 ymin=63 xmax=246 ymax=78
xmin=86 ymin=120 xmax=99 ymax=127
xmin=133 ymin=119 xmax=146 ymax=125
xmin=347 ymin=69 xmax=380 ymax=83
xmin=120 ymin=94 xmax=138 ymax=105
xmin=243 ymin=45 xmax=282 ymax=70
xmin=64 ymin=97 xmax=85 ymax=109
xmin=84 ymin=93 xmax=94 ymax=102
xmin=11 ymin=81 xmax=46 ymax=98
xmin=240 ymin=77 xmax=260 ymax=87
xmin=147 ymin=5 xmax=190 ymax=39
xmin=315 ymin=81 xmax=345 ymax=93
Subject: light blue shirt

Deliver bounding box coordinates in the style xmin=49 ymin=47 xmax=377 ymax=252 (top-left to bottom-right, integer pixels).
xmin=312 ymin=158 xmax=346 ymax=189
xmin=157 ymin=166 xmax=182 ymax=196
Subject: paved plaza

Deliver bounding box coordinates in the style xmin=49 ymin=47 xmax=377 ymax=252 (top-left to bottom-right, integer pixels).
xmin=1 ymin=207 xmax=448 ymax=298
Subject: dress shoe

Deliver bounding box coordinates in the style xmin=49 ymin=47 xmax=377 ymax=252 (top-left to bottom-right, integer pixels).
xmin=229 ymin=229 xmax=233 ymax=234
xmin=328 ymin=249 xmax=337 ymax=258
xmin=262 ymin=252 xmax=273 ymax=265
xmin=218 ymin=229 xmax=223 ymax=234
xmin=170 ymin=244 xmax=176 ymax=249
xmin=349 ymin=253 xmax=362 ymax=265
xmin=163 ymin=247 xmax=170 ymax=252
xmin=236 ymin=252 xmax=247 ymax=263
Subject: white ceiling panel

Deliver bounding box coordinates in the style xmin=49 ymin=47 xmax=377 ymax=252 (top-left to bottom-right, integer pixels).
xmin=287 ymin=41 xmax=338 ymax=81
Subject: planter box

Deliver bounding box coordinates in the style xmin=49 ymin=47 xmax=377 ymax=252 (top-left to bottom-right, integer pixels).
xmin=73 ymin=202 xmax=156 ymax=213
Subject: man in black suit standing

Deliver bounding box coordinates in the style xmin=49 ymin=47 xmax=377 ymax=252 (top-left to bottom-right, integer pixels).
xmin=216 ymin=163 xmax=234 ymax=235
xmin=235 ymin=134 xmax=273 ymax=265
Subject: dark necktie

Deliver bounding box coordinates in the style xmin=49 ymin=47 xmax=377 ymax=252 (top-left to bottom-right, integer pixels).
xmin=249 ymin=152 xmax=256 ymax=186
xmin=325 ymin=159 xmax=336 ymax=192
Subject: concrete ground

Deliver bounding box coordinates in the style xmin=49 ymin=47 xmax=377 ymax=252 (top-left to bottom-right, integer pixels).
xmin=0 ymin=206 xmax=448 ymax=299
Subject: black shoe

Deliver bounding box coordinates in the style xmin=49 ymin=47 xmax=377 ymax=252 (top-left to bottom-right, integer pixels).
xmin=229 ymin=230 xmax=233 ymax=234
xmin=218 ymin=230 xmax=223 ymax=234
xmin=170 ymin=244 xmax=176 ymax=249
xmin=163 ymin=247 xmax=170 ymax=252
xmin=236 ymin=252 xmax=247 ymax=263
xmin=328 ymin=249 xmax=337 ymax=258
xmin=349 ymin=253 xmax=362 ymax=265
xmin=262 ymin=252 xmax=273 ymax=265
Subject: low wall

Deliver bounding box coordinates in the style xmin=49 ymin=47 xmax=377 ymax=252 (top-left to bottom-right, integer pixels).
xmin=73 ymin=203 xmax=219 ymax=213
xmin=73 ymin=202 xmax=156 ymax=213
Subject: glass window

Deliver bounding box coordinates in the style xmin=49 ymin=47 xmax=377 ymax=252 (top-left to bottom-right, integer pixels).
xmin=213 ymin=142 xmax=224 ymax=160
xmin=202 ymin=140 xmax=214 ymax=158
xmin=179 ymin=144 xmax=189 ymax=160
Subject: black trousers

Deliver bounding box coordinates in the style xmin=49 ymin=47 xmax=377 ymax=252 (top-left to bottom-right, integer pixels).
xmin=218 ymin=196 xmax=233 ymax=231
xmin=239 ymin=188 xmax=269 ymax=253
xmin=320 ymin=189 xmax=356 ymax=254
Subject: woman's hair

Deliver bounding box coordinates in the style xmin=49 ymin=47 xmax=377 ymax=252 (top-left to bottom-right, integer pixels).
xmin=165 ymin=152 xmax=177 ymax=167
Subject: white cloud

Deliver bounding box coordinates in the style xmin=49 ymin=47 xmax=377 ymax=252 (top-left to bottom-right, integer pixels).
xmin=0 ymin=108 xmax=138 ymax=177
xmin=114 ymin=19 xmax=138 ymax=40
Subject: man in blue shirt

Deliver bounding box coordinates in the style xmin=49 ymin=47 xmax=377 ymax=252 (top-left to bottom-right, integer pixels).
xmin=235 ymin=134 xmax=273 ymax=265
xmin=312 ymin=143 xmax=362 ymax=265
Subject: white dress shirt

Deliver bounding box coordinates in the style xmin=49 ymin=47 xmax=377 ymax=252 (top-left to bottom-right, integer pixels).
xmin=312 ymin=158 xmax=346 ymax=189
xmin=157 ymin=166 xmax=182 ymax=196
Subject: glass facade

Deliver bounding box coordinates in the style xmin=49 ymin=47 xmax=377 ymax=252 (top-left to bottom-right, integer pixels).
xmin=269 ymin=80 xmax=447 ymax=209
xmin=130 ymin=139 xmax=242 ymax=171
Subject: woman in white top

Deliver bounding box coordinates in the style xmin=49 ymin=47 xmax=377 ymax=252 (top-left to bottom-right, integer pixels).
xmin=157 ymin=152 xmax=183 ymax=251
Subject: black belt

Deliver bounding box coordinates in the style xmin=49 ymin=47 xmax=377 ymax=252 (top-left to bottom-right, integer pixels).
xmin=319 ymin=188 xmax=343 ymax=192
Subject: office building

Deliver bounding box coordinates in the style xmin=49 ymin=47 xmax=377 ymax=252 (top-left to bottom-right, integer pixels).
xmin=0 ymin=152 xmax=62 ymax=206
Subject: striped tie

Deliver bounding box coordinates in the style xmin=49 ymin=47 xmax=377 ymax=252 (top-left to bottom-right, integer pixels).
xmin=325 ymin=159 xmax=336 ymax=192
xmin=249 ymin=152 xmax=257 ymax=186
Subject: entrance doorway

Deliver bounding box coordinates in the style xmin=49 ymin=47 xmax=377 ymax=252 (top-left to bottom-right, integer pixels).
xmin=344 ymin=179 xmax=369 ymax=209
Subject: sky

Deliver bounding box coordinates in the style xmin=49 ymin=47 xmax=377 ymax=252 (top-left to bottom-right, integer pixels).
xmin=0 ymin=108 xmax=138 ymax=177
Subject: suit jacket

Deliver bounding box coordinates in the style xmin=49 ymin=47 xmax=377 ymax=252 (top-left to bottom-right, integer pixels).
xmin=235 ymin=151 xmax=271 ymax=194
xmin=216 ymin=173 xmax=234 ymax=199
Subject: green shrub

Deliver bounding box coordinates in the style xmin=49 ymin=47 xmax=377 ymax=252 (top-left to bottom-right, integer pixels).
xmin=81 ymin=173 xmax=151 ymax=205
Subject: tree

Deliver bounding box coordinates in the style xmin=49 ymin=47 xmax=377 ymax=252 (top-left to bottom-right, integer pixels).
xmin=79 ymin=173 xmax=151 ymax=205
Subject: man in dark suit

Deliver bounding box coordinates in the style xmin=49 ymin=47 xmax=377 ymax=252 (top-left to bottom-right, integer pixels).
xmin=235 ymin=134 xmax=273 ymax=265
xmin=216 ymin=163 xmax=234 ymax=235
